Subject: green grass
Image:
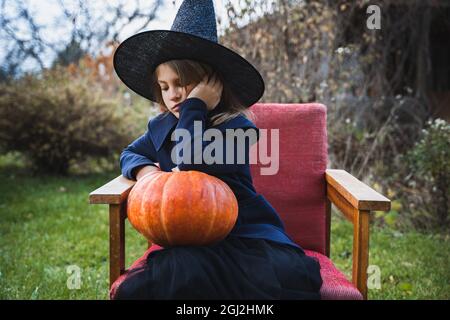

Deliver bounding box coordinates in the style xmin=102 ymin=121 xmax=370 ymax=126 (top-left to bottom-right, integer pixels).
xmin=0 ymin=154 xmax=448 ymax=299
xmin=330 ymin=213 xmax=449 ymax=299
xmin=0 ymin=154 xmax=147 ymax=299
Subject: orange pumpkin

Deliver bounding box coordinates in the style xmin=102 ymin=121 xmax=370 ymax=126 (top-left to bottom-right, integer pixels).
xmin=127 ymin=170 xmax=238 ymax=247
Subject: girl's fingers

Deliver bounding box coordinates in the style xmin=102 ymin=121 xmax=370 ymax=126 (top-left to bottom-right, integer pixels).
xmin=212 ymin=73 xmax=220 ymax=87
xmin=201 ymin=74 xmax=208 ymax=84
xmin=217 ymin=79 xmax=223 ymax=91
xmin=209 ymin=73 xmax=216 ymax=85
xmin=203 ymin=72 xmax=221 ymax=89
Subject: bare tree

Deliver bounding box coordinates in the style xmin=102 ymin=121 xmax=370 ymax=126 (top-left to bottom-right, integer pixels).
xmin=0 ymin=0 xmax=164 ymax=77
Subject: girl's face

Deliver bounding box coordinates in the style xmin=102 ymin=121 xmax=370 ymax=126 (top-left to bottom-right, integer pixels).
xmin=156 ymin=64 xmax=196 ymax=118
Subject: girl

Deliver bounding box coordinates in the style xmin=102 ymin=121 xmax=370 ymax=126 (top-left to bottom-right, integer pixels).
xmin=112 ymin=0 xmax=322 ymax=300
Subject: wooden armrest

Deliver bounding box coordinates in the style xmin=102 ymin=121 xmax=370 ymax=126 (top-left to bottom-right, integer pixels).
xmin=325 ymin=169 xmax=392 ymax=299
xmin=89 ymin=174 xmax=136 ymax=288
xmin=89 ymin=175 xmax=136 ymax=205
xmin=325 ymin=169 xmax=391 ymax=211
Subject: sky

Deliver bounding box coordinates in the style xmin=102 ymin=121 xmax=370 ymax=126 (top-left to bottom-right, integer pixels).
xmin=1 ymin=0 xmax=269 ymax=72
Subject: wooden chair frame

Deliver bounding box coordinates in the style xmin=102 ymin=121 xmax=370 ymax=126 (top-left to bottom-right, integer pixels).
xmin=89 ymin=169 xmax=390 ymax=300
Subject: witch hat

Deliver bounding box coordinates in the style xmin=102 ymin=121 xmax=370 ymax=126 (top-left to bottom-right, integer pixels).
xmin=113 ymin=0 xmax=265 ymax=108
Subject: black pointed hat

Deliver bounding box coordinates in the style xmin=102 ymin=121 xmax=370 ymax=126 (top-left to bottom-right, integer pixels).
xmin=113 ymin=0 xmax=265 ymax=108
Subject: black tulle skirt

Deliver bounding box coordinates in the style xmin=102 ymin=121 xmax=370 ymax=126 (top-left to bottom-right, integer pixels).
xmin=113 ymin=236 xmax=322 ymax=300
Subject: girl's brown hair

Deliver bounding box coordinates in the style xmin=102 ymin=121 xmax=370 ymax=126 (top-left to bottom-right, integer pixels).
xmin=150 ymin=59 xmax=255 ymax=126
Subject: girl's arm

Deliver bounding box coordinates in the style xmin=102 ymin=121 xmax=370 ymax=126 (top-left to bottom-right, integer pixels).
xmin=120 ymin=131 xmax=160 ymax=180
xmin=173 ymin=98 xmax=258 ymax=175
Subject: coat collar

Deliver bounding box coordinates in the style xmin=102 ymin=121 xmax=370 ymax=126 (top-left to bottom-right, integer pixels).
xmin=148 ymin=111 xmax=178 ymax=151
xmin=148 ymin=101 xmax=258 ymax=151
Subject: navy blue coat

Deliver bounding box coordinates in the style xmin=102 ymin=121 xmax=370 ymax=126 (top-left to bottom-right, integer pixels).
xmin=120 ymin=97 xmax=300 ymax=249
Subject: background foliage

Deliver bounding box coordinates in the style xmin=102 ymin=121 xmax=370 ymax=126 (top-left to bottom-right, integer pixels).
xmin=220 ymin=0 xmax=449 ymax=230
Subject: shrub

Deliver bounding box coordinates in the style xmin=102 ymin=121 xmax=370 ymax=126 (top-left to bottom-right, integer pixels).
xmin=404 ymin=119 xmax=450 ymax=229
xmin=0 ymin=67 xmax=138 ymax=175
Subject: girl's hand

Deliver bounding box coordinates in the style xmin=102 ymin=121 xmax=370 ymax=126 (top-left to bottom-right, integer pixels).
xmin=187 ymin=73 xmax=223 ymax=111
xmin=135 ymin=165 xmax=161 ymax=181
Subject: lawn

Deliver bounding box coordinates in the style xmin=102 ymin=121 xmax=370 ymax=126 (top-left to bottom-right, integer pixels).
xmin=0 ymin=155 xmax=448 ymax=299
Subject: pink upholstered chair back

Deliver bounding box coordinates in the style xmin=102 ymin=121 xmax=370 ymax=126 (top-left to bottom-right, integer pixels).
xmin=249 ymin=103 xmax=328 ymax=254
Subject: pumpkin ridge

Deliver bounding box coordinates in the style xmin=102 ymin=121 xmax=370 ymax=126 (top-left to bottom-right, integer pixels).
xmin=129 ymin=175 xmax=148 ymax=235
xmin=160 ymin=173 xmax=175 ymax=245
xmin=203 ymin=177 xmax=218 ymax=244
xmin=186 ymin=171 xmax=195 ymax=242
xmin=220 ymin=181 xmax=235 ymax=241
xmin=140 ymin=173 xmax=163 ymax=241
xmin=218 ymin=180 xmax=237 ymax=236
xmin=151 ymin=173 xmax=172 ymax=244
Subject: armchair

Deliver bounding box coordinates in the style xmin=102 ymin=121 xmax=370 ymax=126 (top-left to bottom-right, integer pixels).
xmin=89 ymin=103 xmax=390 ymax=300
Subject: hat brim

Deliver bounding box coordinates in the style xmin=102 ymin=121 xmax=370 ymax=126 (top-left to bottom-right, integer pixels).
xmin=113 ymin=30 xmax=265 ymax=108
